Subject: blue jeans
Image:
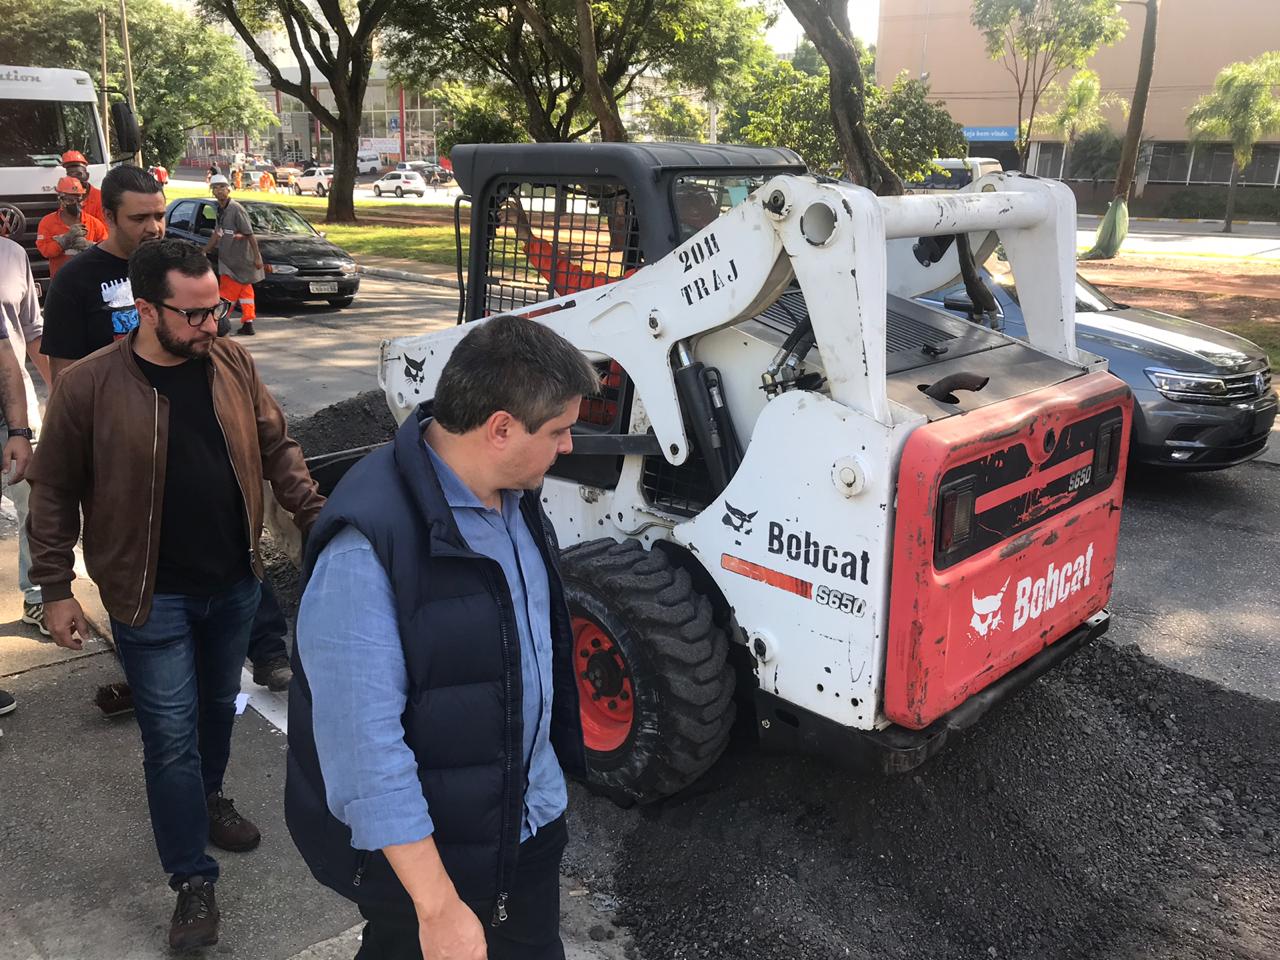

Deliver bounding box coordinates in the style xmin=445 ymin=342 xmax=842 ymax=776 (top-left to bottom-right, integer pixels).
xmin=246 ymin=575 xmax=288 ymax=664
xmin=111 ymin=576 xmax=261 ymax=888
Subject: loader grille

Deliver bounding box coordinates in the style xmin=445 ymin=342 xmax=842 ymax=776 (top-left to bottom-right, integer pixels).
xmin=641 ymin=444 xmax=717 ymax=517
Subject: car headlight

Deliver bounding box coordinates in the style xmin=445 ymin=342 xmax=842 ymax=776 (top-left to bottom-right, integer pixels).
xmin=339 ymin=260 xmax=357 ymax=274
xmin=264 ymin=263 xmax=298 ymax=275
xmin=1144 ymin=367 xmax=1228 ymax=401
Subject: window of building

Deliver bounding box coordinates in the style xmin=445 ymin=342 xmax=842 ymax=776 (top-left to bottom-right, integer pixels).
xmin=1242 ymin=145 xmax=1280 ymax=186
xmin=1034 ymin=143 xmax=1065 ymax=179
xmin=1146 ymin=143 xmax=1191 ymax=183
xmin=1189 ymin=144 xmax=1235 ymax=184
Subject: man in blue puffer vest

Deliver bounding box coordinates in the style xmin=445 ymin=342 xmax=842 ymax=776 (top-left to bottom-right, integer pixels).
xmin=287 ymin=314 xmax=597 ymax=959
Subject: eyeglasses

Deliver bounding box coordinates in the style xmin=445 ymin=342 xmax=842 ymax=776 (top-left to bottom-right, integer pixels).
xmin=156 ymin=300 xmax=232 ymax=327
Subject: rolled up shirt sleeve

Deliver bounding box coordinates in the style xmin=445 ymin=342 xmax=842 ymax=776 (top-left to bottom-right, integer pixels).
xmin=296 ymin=525 xmax=433 ymax=851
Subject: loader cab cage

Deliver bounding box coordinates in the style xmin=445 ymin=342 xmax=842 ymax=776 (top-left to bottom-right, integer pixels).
xmin=451 ymin=142 xmax=805 ymax=500
xmin=452 ymin=142 xmax=806 ymax=325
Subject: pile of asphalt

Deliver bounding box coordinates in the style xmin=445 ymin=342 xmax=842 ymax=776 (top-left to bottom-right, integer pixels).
xmin=288 ymin=389 xmax=398 ymax=460
xmin=266 ymin=390 xmax=398 ymax=618
xmin=568 ymin=638 xmax=1280 ymax=960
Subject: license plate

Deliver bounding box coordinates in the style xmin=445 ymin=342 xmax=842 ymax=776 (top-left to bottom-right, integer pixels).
xmin=310 ymin=281 xmax=339 ymax=294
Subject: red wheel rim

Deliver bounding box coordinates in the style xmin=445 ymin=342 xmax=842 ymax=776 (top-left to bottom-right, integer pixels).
xmin=572 ymin=614 xmax=634 ymax=753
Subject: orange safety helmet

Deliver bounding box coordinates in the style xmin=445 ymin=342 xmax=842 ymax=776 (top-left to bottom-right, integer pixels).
xmin=56 ymin=175 xmax=87 ymax=196
xmin=61 ymin=150 xmax=90 ymax=166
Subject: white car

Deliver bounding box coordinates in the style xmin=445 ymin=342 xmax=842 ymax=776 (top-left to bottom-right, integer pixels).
xmin=372 ymin=170 xmax=427 ymax=198
xmin=295 ymin=166 xmax=335 ymax=196
xmin=356 ymin=151 xmax=382 ymax=175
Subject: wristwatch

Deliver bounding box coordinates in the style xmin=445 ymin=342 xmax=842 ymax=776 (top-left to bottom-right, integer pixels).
xmin=7 ymin=427 xmax=33 ymax=440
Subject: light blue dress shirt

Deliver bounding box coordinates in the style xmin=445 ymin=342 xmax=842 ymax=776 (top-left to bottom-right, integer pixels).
xmin=296 ymin=438 xmax=568 ymax=851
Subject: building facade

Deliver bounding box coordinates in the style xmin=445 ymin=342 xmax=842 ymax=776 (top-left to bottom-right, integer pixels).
xmin=877 ymin=0 xmax=1280 ymax=193
xmin=185 ymin=62 xmax=448 ymax=167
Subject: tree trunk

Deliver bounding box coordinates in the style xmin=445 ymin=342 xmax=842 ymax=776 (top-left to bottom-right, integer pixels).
xmin=1223 ymin=159 xmax=1238 ymax=233
xmin=574 ymin=0 xmax=627 ymax=141
xmin=1115 ymin=0 xmax=1159 ymax=201
xmin=327 ymin=124 xmax=360 ymax=224
xmin=783 ymin=0 xmax=901 ymax=194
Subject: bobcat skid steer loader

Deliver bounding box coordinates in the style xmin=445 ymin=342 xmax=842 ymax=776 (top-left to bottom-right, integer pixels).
xmin=376 ymin=143 xmax=1133 ymax=804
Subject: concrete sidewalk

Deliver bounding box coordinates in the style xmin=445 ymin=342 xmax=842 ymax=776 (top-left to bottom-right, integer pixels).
xmin=357 ymin=255 xmax=459 ymax=290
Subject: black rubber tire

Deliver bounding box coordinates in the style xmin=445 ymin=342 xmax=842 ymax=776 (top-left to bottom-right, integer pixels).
xmin=327 ymin=296 xmax=355 ymax=308
xmin=293 ymin=183 xmax=302 ymax=195
xmin=394 ymin=186 xmax=404 ymax=197
xmin=560 ymin=538 xmax=735 ymax=804
xmin=316 ymin=184 xmax=326 ymax=197
xmin=373 ymin=186 xmax=382 ymax=197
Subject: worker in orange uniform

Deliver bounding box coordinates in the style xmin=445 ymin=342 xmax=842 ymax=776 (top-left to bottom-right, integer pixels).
xmin=232 ymin=166 xmax=243 ymax=191
xmin=204 ymin=175 xmax=264 ymax=336
xmin=35 ymin=177 xmax=108 ymax=278
xmin=258 ymin=169 xmax=276 ymax=193
xmin=60 ymin=151 xmax=104 ymax=223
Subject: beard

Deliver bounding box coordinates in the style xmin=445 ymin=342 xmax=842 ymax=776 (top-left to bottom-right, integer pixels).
xmin=155 ymin=315 xmax=213 ymax=359
xmin=62 ymin=202 xmax=82 ymax=216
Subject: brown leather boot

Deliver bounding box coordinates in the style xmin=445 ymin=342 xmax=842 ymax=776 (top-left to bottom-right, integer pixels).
xmin=207 ymin=792 xmax=261 ymax=852
xmin=169 ymin=876 xmax=219 ymax=950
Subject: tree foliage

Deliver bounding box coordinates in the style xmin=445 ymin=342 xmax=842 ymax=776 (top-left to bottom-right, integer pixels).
xmin=731 ymin=61 xmax=965 ymax=182
xmin=1067 ymin=128 xmax=1122 ymax=183
xmin=1044 ymin=70 xmax=1126 ymax=145
xmin=638 ymin=96 xmax=708 ymax=142
xmin=1043 ymin=68 xmax=1126 ymax=176
xmin=970 ymin=0 xmax=1127 ymax=166
xmin=868 ymin=74 xmax=967 ymax=182
xmin=199 ymin=0 xmax=395 ymax=223
xmin=1186 ymin=52 xmax=1280 ymax=232
xmin=383 ymin=0 xmax=770 ymax=143
xmin=432 ymin=85 xmax=532 ymax=155
xmin=0 ymin=0 xmax=273 ymax=169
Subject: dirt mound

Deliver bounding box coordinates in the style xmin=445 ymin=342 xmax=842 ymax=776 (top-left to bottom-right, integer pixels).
xmin=566 ymin=640 xmax=1279 ymax=960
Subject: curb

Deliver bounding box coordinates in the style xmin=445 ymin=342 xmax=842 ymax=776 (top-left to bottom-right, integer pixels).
xmin=358 ymin=264 xmax=459 ymax=290
xmin=1078 ymin=215 xmax=1278 ymax=226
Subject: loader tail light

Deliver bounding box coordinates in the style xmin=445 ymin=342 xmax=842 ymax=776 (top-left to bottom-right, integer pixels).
xmin=937 ymin=478 xmax=975 ymax=554
xmin=1092 ymin=417 xmax=1124 ymax=486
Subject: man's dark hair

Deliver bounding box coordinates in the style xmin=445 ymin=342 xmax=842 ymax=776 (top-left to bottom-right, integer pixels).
xmin=434 ymin=314 xmax=598 ymax=434
xmin=129 ymin=238 xmax=213 ymax=304
xmin=102 ymin=164 xmax=163 ymax=215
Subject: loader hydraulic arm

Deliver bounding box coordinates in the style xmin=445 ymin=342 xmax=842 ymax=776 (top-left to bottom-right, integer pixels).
xmin=381 ymin=173 xmax=1081 ymax=464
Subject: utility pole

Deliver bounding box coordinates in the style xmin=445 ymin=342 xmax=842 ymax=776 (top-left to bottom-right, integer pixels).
xmin=118 ymin=0 xmax=142 ymax=166
xmin=708 ymin=101 xmax=718 ymax=144
xmin=99 ymin=8 xmax=110 ymax=157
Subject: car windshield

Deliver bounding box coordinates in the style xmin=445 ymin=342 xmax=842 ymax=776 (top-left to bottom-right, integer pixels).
xmin=246 ymin=205 xmax=316 ymax=236
xmin=1074 ymin=274 xmax=1120 ymax=312
xmin=906 ymin=166 xmax=973 ymax=190
xmin=982 ymin=253 xmax=1119 ymax=313
xmin=0 ymin=99 xmax=104 ymax=166
xmin=672 ymin=173 xmax=769 ymax=241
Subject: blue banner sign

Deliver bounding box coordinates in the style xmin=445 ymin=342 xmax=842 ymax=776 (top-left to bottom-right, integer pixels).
xmin=963 ymin=126 xmax=1018 ymax=142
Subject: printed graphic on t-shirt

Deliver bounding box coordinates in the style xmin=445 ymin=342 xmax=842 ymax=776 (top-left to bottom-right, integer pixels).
xmin=101 ymin=277 xmax=139 ymax=338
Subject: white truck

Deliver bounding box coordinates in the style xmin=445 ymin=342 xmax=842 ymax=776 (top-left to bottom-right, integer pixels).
xmin=0 ymin=65 xmax=139 ymax=294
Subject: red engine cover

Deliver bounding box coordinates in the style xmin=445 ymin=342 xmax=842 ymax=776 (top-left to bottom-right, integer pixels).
xmin=885 ymin=372 xmax=1132 ymax=730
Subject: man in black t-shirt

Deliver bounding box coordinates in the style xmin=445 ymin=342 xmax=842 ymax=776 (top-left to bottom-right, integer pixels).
xmin=28 ymin=239 xmax=323 ymax=950
xmin=41 ymin=165 xmax=166 ymax=384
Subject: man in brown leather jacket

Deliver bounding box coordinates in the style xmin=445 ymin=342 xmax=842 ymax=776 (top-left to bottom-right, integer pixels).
xmin=25 ymin=238 xmax=324 ymax=951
